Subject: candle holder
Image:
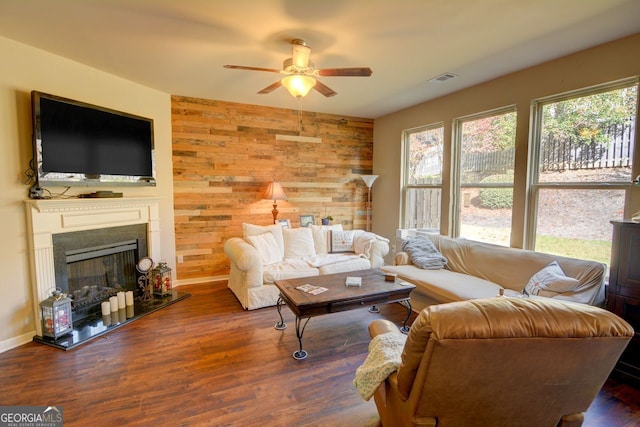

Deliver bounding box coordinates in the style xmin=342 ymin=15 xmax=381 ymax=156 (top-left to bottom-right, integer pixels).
xmin=151 ymin=261 xmax=173 ymax=297
xmin=40 ymin=289 xmax=73 ymax=339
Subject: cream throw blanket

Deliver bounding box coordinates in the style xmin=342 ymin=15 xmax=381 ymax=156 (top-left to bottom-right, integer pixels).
xmin=353 ymin=332 xmax=407 ymax=401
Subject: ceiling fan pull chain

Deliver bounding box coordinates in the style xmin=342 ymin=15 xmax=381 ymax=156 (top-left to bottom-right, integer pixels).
xmin=297 ymin=98 xmax=303 ymax=134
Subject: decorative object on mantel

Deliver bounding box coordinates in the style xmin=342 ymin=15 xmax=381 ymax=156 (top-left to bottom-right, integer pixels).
xmin=361 ymin=175 xmax=379 ymax=232
xmin=152 ymin=261 xmax=173 ymax=296
xmin=40 ymin=289 xmax=73 ymax=339
xmin=264 ymin=181 xmax=288 ymax=223
xmin=136 ymin=256 xmax=154 ymax=302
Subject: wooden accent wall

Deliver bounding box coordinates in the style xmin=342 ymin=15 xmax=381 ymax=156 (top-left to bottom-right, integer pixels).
xmin=171 ymin=95 xmax=374 ymax=281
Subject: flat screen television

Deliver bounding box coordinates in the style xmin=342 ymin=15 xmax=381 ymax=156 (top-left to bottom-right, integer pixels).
xmin=31 ymin=91 xmax=156 ymax=187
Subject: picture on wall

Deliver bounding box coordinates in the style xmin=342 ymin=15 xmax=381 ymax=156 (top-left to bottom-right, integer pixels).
xmin=299 ymin=215 xmax=314 ymax=227
xmin=277 ymin=219 xmax=291 ymax=229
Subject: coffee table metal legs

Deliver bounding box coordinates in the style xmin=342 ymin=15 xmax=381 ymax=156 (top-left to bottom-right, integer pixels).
xmin=274 ymin=297 xmax=287 ymax=330
xmin=274 ymin=297 xmax=310 ymax=360
xmin=275 ymin=296 xmax=413 ymax=359
xmin=293 ymin=317 xmax=310 ymax=360
xmin=399 ymin=300 xmax=412 ymax=333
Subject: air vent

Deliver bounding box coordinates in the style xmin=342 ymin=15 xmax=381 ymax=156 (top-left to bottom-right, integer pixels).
xmin=428 ymin=72 xmax=459 ymax=83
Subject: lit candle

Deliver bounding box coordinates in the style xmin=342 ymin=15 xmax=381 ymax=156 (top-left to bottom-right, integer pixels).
xmin=101 ymin=301 xmax=111 ymax=316
xmin=117 ymin=291 xmax=126 ymax=309
xmin=125 ymin=291 xmax=134 ymax=306
xmin=109 ymin=296 xmax=118 ymax=312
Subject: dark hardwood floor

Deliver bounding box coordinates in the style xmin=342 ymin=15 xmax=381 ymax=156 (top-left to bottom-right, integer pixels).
xmin=1 ymin=282 xmax=638 ymax=426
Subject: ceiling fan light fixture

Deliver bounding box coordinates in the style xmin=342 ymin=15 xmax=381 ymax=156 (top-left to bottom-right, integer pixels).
xmin=282 ymin=74 xmax=316 ymax=98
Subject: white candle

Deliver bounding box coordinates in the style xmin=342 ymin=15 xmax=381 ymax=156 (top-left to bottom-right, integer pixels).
xmin=102 ymin=314 xmax=111 ymax=326
xmin=125 ymin=291 xmax=134 ymax=306
xmin=109 ymin=296 xmax=119 ymax=312
xmin=101 ymin=301 xmax=111 ymax=315
xmin=117 ymin=291 xmax=126 ymax=309
xmin=126 ymin=305 xmax=134 ymax=319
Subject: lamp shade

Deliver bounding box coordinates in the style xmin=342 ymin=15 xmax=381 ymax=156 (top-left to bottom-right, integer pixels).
xmin=264 ymin=181 xmax=288 ymax=201
xmin=360 ymin=175 xmax=379 ymax=188
xmin=282 ymin=75 xmax=316 ymax=98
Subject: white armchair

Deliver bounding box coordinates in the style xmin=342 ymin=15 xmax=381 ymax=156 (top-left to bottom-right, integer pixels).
xmin=224 ymin=223 xmax=390 ymax=310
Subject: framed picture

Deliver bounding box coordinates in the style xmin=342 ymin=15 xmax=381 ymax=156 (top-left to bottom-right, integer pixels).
xmin=276 ymin=219 xmax=291 ymax=229
xmin=299 ymin=215 xmax=314 ymax=227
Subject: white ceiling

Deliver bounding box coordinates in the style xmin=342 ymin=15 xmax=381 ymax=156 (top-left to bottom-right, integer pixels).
xmin=1 ymin=0 xmax=639 ymax=118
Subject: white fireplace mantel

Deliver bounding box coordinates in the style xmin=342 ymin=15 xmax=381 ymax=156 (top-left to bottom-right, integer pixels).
xmin=25 ymin=197 xmax=162 ymax=336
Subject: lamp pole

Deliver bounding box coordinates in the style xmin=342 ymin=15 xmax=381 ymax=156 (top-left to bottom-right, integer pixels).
xmin=360 ymin=175 xmax=379 ymax=232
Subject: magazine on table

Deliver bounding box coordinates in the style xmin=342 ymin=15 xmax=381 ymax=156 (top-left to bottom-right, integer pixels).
xmin=296 ymin=284 xmax=328 ymax=295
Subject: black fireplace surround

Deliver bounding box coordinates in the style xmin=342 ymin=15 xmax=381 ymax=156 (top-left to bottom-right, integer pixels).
xmin=35 ymin=223 xmax=190 ymax=350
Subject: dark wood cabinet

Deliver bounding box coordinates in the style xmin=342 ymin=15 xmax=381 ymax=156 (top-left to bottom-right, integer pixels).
xmin=607 ymin=220 xmax=640 ymax=386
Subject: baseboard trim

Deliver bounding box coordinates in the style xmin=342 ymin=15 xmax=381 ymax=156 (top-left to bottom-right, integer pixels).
xmin=0 ymin=331 xmax=35 ymax=353
xmin=173 ymin=275 xmax=228 ymax=287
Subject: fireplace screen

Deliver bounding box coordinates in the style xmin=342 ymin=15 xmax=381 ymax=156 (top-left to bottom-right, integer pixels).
xmin=67 ymin=241 xmax=138 ymax=315
xmin=52 ymin=224 xmax=148 ymax=321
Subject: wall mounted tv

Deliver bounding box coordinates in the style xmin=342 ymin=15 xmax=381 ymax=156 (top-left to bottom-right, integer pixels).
xmin=31 ymin=90 xmax=156 ymax=187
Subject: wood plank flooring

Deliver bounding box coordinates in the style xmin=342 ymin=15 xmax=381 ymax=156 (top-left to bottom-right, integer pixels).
xmin=0 ymin=282 xmax=638 ymax=426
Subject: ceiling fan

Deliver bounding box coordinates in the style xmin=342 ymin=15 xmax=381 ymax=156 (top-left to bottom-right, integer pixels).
xmin=223 ymin=39 xmax=373 ymax=98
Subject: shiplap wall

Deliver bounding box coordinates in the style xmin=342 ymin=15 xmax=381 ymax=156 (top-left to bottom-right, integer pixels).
xmin=171 ymin=95 xmax=374 ymax=281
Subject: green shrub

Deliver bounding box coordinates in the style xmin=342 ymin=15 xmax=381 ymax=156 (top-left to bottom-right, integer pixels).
xmin=479 ymin=173 xmax=513 ymax=209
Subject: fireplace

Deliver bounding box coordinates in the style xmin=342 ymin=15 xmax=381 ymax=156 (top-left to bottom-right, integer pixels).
xmin=52 ymin=224 xmax=148 ymax=321
xmin=26 ymin=197 xmax=163 ymax=337
xmin=26 ymin=198 xmax=190 ymax=350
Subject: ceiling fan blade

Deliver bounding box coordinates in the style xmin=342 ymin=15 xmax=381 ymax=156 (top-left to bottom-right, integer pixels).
xmin=224 ymin=65 xmax=281 ymax=73
xmin=313 ymin=80 xmax=337 ymax=97
xmin=291 ymin=39 xmax=311 ymax=68
xmin=317 ymin=67 xmax=373 ymax=77
xmin=257 ymin=80 xmax=282 ymax=95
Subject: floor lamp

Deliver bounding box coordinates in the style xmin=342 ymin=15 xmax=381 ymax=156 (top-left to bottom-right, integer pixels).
xmin=360 ymin=175 xmax=379 ymax=232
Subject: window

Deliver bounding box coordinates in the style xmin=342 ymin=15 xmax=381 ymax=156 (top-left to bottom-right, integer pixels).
xmin=453 ymin=107 xmax=517 ymax=246
xmin=528 ymin=78 xmax=638 ymax=265
xmin=402 ymin=124 xmax=444 ymax=230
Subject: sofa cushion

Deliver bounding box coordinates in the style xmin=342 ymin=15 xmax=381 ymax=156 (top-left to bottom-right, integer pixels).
xmin=318 ymin=257 xmax=371 ymax=275
xmin=402 ymin=237 xmax=447 ymax=269
xmin=382 ymin=265 xmax=502 ymax=303
xmin=245 ymin=232 xmax=283 ymax=265
xmin=310 ymin=224 xmax=343 ymax=254
xmin=263 ymin=259 xmax=319 ymax=283
xmin=329 ymin=230 xmax=357 ymax=253
xmin=283 ymin=227 xmax=316 ymax=258
xmin=243 ymin=223 xmax=285 ymax=259
xmin=524 ymin=261 xmax=580 ymax=296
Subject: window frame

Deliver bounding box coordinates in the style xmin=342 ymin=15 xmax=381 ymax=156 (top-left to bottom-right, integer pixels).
xmin=526 ymin=77 xmax=639 ymax=250
xmin=401 ymin=122 xmax=445 ymax=230
xmin=451 ymin=105 xmax=517 ymax=239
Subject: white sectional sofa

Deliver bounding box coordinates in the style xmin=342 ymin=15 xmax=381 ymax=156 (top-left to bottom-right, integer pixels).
xmin=224 ymin=223 xmax=390 ymax=310
xmin=382 ymin=230 xmax=606 ymax=313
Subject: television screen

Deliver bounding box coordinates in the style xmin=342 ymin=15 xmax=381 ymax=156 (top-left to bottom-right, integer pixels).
xmin=31 ymin=91 xmax=156 ymax=187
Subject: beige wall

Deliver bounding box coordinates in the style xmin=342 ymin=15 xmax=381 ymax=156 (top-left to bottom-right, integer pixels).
xmin=0 ymin=36 xmax=175 ymax=350
xmin=373 ymin=33 xmax=640 ymax=254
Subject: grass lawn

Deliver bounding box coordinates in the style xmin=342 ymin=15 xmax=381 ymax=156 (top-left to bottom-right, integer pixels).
xmin=462 ymin=225 xmax=612 ymax=266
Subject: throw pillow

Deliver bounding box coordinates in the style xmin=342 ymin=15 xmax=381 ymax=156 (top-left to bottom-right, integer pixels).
xmin=310 ymin=224 xmax=343 ymax=254
xmin=242 ymin=223 xmax=284 ymax=259
xmin=245 ymin=232 xmax=283 ymax=265
xmin=402 ymin=237 xmax=447 ymax=270
xmin=283 ymin=227 xmax=316 ymax=258
xmin=329 ymin=230 xmax=357 ymax=253
xmin=523 ymin=261 xmax=580 ymax=296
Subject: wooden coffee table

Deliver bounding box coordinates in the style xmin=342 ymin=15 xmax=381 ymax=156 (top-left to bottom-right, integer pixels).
xmin=274 ymin=269 xmax=416 ymax=360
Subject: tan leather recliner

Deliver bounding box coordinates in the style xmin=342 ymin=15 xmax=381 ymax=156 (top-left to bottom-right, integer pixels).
xmin=367 ymin=297 xmax=634 ymax=427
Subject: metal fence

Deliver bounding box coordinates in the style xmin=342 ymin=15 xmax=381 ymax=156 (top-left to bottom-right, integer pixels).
xmin=540 ymin=123 xmax=634 ymax=171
